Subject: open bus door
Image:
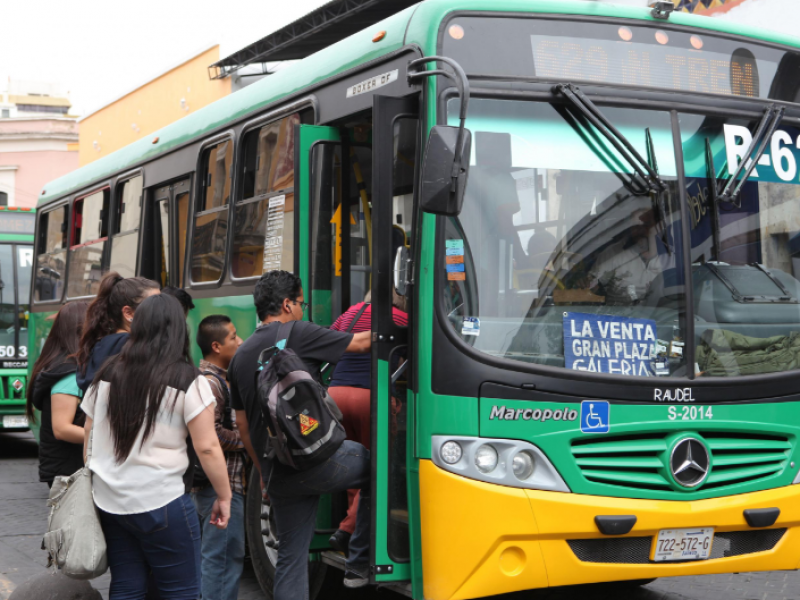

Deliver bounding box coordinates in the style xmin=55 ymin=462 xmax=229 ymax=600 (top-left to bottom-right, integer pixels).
xmin=246 ymin=104 xmax=420 ymax=599
xmin=369 ymin=94 xmax=420 ymax=588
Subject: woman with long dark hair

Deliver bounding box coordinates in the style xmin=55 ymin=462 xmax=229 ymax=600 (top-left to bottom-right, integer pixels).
xmin=76 ymin=271 xmax=160 ymax=393
xmin=26 ymin=301 xmax=90 ymax=487
xmin=82 ymin=294 xmax=231 ymax=598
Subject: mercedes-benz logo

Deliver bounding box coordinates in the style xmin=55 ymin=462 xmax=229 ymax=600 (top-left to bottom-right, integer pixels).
xmin=670 ymin=437 xmax=710 ymax=488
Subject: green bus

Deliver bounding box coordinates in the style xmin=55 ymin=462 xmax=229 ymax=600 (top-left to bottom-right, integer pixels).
xmin=0 ymin=207 xmax=35 ymax=432
xmin=32 ymin=1 xmax=800 ymax=597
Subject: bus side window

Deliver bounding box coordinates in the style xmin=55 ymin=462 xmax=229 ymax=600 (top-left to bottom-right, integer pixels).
xmin=67 ymin=189 xmax=109 ymax=298
xmin=34 ymin=205 xmax=68 ymax=302
xmin=191 ymin=140 xmax=232 ymax=283
xmin=109 ymin=175 xmax=143 ymax=278
xmin=145 ymin=184 xmax=171 ymax=287
xmin=232 ymin=112 xmax=307 ymax=279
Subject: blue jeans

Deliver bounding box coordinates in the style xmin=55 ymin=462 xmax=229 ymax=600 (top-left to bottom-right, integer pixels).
xmin=268 ymin=440 xmax=371 ymax=600
xmin=191 ymin=488 xmax=245 ymax=600
xmin=99 ymin=494 xmax=201 ymax=600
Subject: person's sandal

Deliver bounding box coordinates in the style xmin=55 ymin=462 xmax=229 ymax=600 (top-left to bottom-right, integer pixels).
xmin=328 ymin=529 xmax=351 ymax=557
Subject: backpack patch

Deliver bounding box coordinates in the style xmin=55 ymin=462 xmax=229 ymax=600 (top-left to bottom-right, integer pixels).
xmin=299 ymin=413 xmax=319 ymax=436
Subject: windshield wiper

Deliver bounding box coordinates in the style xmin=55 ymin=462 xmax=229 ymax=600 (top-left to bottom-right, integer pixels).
xmin=717 ymin=104 xmax=784 ymax=206
xmin=645 ymin=127 xmax=673 ymax=255
xmin=555 ymin=83 xmax=667 ymax=196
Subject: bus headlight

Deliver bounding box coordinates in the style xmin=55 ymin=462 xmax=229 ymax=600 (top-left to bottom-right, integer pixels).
xmin=440 ymin=441 xmax=463 ymax=464
xmin=512 ymin=451 xmax=536 ymax=481
xmin=475 ymin=444 xmax=498 ymax=473
xmin=432 ymin=436 xmax=570 ymax=492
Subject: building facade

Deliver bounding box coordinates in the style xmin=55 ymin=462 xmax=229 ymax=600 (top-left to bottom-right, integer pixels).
xmin=78 ymin=45 xmax=231 ymax=166
xmin=0 ymin=84 xmax=78 ymax=208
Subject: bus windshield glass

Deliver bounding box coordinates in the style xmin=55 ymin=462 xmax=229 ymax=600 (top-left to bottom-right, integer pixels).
xmin=442 ymin=16 xmax=800 ymax=102
xmin=442 ymin=98 xmax=688 ymax=378
xmin=681 ymin=113 xmax=800 ymax=377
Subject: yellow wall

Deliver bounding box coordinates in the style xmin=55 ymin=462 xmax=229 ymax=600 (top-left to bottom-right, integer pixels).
xmin=79 ymin=45 xmax=231 ymax=165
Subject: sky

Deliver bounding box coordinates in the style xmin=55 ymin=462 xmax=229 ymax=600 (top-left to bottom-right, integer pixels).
xmin=3 ymin=0 xmax=800 ymax=117
xmin=0 ymin=0 xmax=329 ymax=116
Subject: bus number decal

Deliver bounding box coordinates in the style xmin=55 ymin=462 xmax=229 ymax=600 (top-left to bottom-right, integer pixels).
xmin=668 ymin=406 xmax=713 ymax=421
xmin=724 ymin=125 xmax=800 ymax=184
xmin=0 ymin=346 xmax=17 ymax=358
xmin=346 ymin=69 xmax=399 ymax=98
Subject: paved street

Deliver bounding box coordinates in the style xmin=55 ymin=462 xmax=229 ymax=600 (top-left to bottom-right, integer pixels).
xmin=1 ymin=430 xmax=799 ymax=600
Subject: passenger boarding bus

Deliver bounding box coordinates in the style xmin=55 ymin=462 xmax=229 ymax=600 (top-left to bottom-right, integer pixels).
xmin=0 ymin=207 xmax=34 ymax=432
xmin=31 ymin=1 xmax=800 ymax=597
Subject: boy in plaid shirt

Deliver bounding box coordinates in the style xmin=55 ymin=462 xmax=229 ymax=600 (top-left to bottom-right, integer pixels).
xmin=191 ymin=315 xmax=244 ymax=600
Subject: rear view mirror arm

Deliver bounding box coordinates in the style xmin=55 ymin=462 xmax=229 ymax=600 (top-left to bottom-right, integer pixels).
xmin=408 ymin=56 xmax=471 ymax=192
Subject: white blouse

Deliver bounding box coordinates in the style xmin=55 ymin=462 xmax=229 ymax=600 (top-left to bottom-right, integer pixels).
xmin=81 ymin=375 xmax=216 ymax=515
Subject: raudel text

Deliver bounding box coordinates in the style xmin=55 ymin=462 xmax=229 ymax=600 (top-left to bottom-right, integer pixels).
xmin=654 ymin=388 xmax=695 ymax=402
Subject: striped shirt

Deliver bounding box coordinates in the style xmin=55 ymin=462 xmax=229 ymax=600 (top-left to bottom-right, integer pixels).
xmin=329 ymin=302 xmax=407 ymax=389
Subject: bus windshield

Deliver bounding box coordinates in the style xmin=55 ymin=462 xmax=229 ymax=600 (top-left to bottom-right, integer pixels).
xmin=681 ymin=113 xmax=800 ymax=377
xmin=442 ymin=98 xmax=688 ymax=378
xmin=442 ymin=98 xmax=800 ymax=380
xmin=0 ymin=244 xmax=32 ymax=361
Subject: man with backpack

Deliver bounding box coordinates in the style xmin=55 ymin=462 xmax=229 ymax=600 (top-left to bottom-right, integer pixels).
xmin=229 ymin=270 xmax=372 ymax=600
xmin=192 ymin=315 xmax=245 ymax=600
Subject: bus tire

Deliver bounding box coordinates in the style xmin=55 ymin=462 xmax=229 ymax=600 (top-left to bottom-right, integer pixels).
xmin=244 ymin=464 xmax=330 ymax=600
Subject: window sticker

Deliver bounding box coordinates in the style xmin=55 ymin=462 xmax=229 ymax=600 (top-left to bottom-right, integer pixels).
xmin=462 ymin=317 xmax=480 ymax=337
xmin=563 ymin=312 xmax=657 ymax=377
xmin=446 ymin=263 xmax=465 ymax=273
xmin=263 ymin=195 xmax=285 ymax=273
xmin=446 ymin=239 xmax=466 ymax=280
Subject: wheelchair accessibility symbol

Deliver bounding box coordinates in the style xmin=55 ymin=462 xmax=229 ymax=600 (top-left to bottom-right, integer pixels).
xmin=580 ymin=401 xmax=610 ymax=434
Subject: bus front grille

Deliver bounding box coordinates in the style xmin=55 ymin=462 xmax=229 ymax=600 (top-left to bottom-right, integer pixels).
xmin=571 ymin=432 xmax=791 ymax=495
xmin=567 ymin=529 xmax=786 ymax=564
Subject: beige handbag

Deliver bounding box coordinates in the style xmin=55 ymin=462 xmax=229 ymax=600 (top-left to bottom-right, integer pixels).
xmin=42 ymin=424 xmax=108 ymax=579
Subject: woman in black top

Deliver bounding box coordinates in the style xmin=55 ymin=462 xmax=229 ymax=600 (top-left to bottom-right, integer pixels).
xmin=76 ymin=271 xmax=160 ymax=393
xmin=26 ymin=301 xmax=90 ymax=486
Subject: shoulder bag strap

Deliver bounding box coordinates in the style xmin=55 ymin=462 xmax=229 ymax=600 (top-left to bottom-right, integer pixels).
xmin=85 ymin=391 xmax=97 ymax=470
xmin=202 ymin=370 xmax=230 ymax=404
xmin=276 ymin=320 xmax=295 ymax=351
xmin=346 ymin=303 xmax=370 ymax=334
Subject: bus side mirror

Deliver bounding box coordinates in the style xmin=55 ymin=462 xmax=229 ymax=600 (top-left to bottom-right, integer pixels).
xmin=419 ymin=125 xmax=471 ymax=217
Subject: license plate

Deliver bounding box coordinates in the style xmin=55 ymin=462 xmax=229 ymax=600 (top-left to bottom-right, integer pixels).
xmin=2 ymin=415 xmax=28 ymax=428
xmin=653 ymin=528 xmax=714 ymax=562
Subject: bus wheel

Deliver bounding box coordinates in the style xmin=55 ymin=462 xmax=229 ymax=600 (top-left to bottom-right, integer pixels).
xmin=244 ymin=465 xmax=330 ymax=600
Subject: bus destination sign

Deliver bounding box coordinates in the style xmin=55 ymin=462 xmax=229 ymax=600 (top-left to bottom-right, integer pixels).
xmin=443 ymin=17 xmax=796 ymax=103
xmin=0 ymin=212 xmax=34 ymax=235
xmin=531 ymin=34 xmax=763 ymax=98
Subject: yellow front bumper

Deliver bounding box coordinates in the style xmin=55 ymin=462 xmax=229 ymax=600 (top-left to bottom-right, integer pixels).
xmin=419 ymin=460 xmax=800 ymax=600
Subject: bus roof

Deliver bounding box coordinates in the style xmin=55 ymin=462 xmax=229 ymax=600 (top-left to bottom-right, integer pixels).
xmin=38 ymin=0 xmax=800 ymax=208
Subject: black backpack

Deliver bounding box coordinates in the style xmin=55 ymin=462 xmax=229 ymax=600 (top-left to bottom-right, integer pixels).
xmin=256 ymin=321 xmax=346 ymax=471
